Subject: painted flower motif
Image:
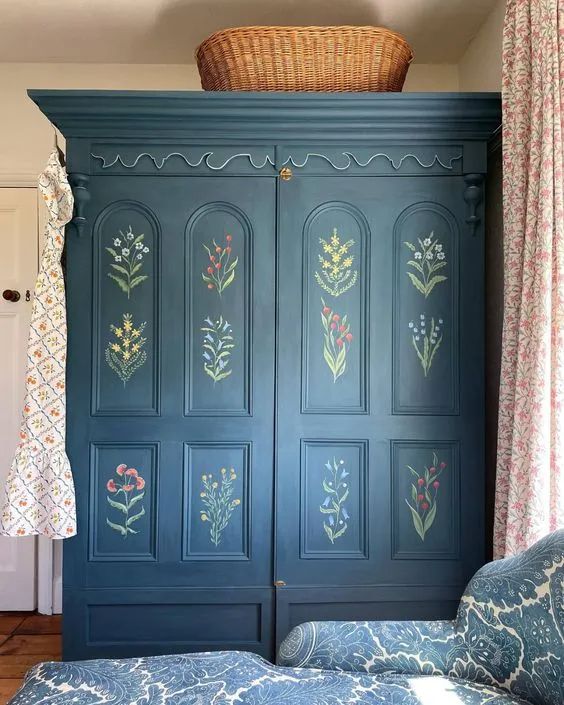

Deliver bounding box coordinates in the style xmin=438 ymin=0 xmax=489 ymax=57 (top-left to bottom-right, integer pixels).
xmin=106 ymin=464 xmax=146 ymax=538
xmin=106 ymin=226 xmax=150 ymax=299
xmin=408 ymin=314 xmax=443 ymax=377
xmin=202 ymin=235 xmax=238 ymax=296
xmin=404 ymin=232 xmax=447 ymax=298
xmin=320 ymin=298 xmax=353 ymax=383
xmin=315 ymin=228 xmax=358 ymax=297
xmin=199 ymin=467 xmax=240 ymax=546
xmin=201 ymin=316 xmax=235 ymax=383
xmin=405 ymin=452 xmax=447 ymax=541
xmin=105 ymin=313 xmax=147 ymax=385
xmin=320 ymin=458 xmax=350 ymax=543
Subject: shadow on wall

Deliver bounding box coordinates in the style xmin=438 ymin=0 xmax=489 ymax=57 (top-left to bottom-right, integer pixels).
xmin=146 ymin=0 xmax=387 ymax=61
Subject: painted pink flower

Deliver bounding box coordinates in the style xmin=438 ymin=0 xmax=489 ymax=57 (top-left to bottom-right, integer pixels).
xmin=106 ymin=479 xmax=117 ymax=492
xmin=136 ymin=476 xmax=145 ymax=490
xmin=332 ymin=314 xmax=340 ymax=322
xmin=429 ymin=466 xmax=436 ymax=474
xmin=323 ymin=306 xmax=331 ymax=315
xmin=421 ymin=502 xmax=429 ymax=511
xmin=125 ymin=468 xmax=138 ymax=477
xmin=417 ymin=494 xmax=424 ymax=502
xmin=122 ymin=484 xmax=134 ymax=492
xmin=417 ymin=478 xmax=425 ymax=486
xmin=433 ymin=481 xmax=440 ymax=489
xmin=116 ymin=464 xmax=127 ymax=476
xmin=440 ymin=462 xmax=446 ymax=469
xmin=226 ymin=234 xmax=232 ymax=242
xmin=345 ymin=333 xmax=353 ymax=342
xmin=336 ymin=338 xmax=343 ymax=347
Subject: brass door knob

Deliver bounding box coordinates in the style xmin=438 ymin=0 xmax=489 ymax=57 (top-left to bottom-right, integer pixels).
xmin=279 ymin=167 xmax=293 ymax=181
xmin=2 ymin=289 xmax=20 ymax=302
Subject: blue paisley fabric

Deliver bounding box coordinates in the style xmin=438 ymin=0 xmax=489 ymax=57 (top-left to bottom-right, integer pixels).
xmin=278 ymin=530 xmax=564 ymax=705
xmin=8 ymin=531 xmax=562 ymax=705
xmin=10 ymin=650 xmax=530 ymax=705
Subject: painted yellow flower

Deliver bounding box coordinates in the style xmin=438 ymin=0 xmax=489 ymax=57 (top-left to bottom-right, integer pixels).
xmin=331 ymin=233 xmax=340 ymax=247
xmin=114 ymin=328 xmax=123 ymax=338
xmin=131 ymin=329 xmax=140 ymax=338
xmin=111 ymin=343 xmax=121 ymax=353
xmin=123 ymin=318 xmax=133 ymax=332
xmin=131 ymin=343 xmax=140 ymax=353
xmin=343 ymin=256 xmax=353 ymax=267
xmin=321 ymin=259 xmax=331 ymax=269
xmin=322 ymin=242 xmax=332 ymax=253
xmin=331 ymin=252 xmax=342 ymax=263
xmin=123 ymin=351 xmax=131 ymax=360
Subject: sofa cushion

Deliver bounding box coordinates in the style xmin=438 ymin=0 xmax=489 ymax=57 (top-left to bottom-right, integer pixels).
xmin=10 ymin=650 xmax=532 ymax=705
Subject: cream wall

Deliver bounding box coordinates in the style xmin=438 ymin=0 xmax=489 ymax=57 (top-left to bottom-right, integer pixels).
xmin=1 ymin=61 xmax=461 ymax=180
xmin=459 ymin=0 xmax=504 ymax=91
xmin=0 ymin=0 xmax=503 ymax=182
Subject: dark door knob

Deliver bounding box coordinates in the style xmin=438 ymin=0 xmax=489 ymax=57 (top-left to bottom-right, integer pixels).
xmin=2 ymin=289 xmax=21 ymax=302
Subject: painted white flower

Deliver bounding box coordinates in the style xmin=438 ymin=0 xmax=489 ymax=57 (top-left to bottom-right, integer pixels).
xmin=420 ymin=314 xmax=425 ymax=319
xmin=115 ymin=255 xmax=122 ymax=262
xmin=414 ymin=251 xmax=422 ymax=260
xmin=126 ymin=231 xmax=134 ymax=241
xmin=135 ymin=242 xmax=143 ymax=250
xmin=143 ymin=247 xmax=149 ymax=253
xmin=423 ymin=237 xmax=432 ymax=246
xmin=413 ymin=327 xmax=418 ymax=334
xmin=113 ymin=238 xmax=121 ymax=246
xmin=437 ymin=252 xmax=445 ymax=260
xmin=435 ymin=244 xmax=443 ymax=252
xmin=122 ymin=248 xmax=130 ymax=256
xmin=137 ymin=254 xmax=143 ymax=260
xmin=408 ymin=321 xmax=414 ymax=328
xmin=415 ymin=335 xmax=420 ymax=341
xmin=438 ymin=318 xmax=443 ymax=324
xmin=426 ymin=251 xmax=434 ymax=259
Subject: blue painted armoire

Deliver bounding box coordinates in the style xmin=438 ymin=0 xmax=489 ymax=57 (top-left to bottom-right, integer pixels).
xmin=31 ymin=90 xmax=501 ymax=661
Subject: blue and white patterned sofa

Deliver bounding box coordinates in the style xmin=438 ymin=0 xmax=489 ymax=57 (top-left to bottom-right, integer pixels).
xmin=9 ymin=530 xmax=563 ymax=705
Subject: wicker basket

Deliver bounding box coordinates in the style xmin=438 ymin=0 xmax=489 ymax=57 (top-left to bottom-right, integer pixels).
xmin=195 ymin=26 xmax=413 ymax=92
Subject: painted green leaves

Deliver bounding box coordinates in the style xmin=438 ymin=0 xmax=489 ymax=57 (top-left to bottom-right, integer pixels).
xmin=404 ymin=233 xmax=447 ymax=298
xmin=405 ymin=452 xmax=447 ymax=541
xmin=321 ymin=299 xmax=353 ymax=382
xmin=202 ymin=234 xmax=238 ymax=296
xmin=404 ymin=233 xmax=447 ymax=377
xmin=315 ymin=228 xmax=358 ymax=297
xmin=106 ymin=464 xmax=146 ymax=538
xmin=105 ymin=313 xmax=147 ymax=385
xmin=200 ymin=467 xmax=241 ymax=546
xmin=408 ymin=315 xmax=443 ymax=377
xmin=106 ymin=227 xmax=150 ymax=299
xmin=320 ymin=458 xmax=350 ymax=543
xmin=201 ymin=316 xmax=234 ymax=383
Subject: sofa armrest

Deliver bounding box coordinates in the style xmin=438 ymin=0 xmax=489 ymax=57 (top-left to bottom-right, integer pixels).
xmin=278 ymin=620 xmax=465 ymax=675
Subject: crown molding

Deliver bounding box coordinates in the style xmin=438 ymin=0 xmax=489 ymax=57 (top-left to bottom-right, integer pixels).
xmin=28 ymin=90 xmax=501 ymax=144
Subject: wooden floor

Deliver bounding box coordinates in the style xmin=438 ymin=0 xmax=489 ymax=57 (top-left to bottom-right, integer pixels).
xmin=0 ymin=613 xmax=61 ymax=705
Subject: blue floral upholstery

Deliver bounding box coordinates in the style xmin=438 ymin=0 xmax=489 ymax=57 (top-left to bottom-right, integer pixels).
xmin=9 ymin=650 xmax=532 ymax=705
xmin=8 ymin=531 xmax=563 ymax=705
xmin=278 ymin=529 xmax=564 ymax=705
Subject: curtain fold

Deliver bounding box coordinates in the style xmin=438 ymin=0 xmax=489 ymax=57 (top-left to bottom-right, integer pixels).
xmin=0 ymin=149 xmax=76 ymax=538
xmin=494 ymin=0 xmax=564 ymax=557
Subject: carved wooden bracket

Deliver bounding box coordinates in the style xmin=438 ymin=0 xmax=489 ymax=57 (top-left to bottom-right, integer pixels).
xmin=463 ymin=173 xmax=483 ymax=235
xmin=68 ymin=173 xmax=90 ymax=236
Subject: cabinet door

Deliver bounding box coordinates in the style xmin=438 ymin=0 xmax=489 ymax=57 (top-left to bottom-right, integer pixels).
xmin=64 ymin=176 xmax=276 ymax=659
xmin=275 ymin=175 xmax=484 ymax=644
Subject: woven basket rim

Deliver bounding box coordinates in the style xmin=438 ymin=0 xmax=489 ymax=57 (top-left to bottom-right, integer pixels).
xmin=196 ymin=25 xmax=413 ymax=58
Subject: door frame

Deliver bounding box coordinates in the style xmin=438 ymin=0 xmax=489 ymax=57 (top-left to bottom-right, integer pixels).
xmin=0 ymin=173 xmax=61 ymax=614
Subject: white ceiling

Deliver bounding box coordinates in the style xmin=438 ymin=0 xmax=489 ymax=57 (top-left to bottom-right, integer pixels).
xmin=0 ymin=0 xmax=498 ymax=64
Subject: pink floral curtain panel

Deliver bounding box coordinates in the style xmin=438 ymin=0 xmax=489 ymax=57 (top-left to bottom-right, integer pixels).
xmin=0 ymin=149 xmax=76 ymax=539
xmin=494 ymin=0 xmax=564 ymax=557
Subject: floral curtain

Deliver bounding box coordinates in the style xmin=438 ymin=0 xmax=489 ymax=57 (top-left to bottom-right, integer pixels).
xmin=0 ymin=149 xmax=76 ymax=538
xmin=494 ymin=0 xmax=564 ymax=557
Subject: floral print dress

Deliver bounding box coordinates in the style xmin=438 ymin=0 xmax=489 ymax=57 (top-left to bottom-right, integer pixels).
xmin=0 ymin=149 xmax=76 ymax=538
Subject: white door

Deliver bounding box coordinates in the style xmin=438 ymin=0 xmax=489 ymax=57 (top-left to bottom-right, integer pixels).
xmin=0 ymin=188 xmax=38 ymax=610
